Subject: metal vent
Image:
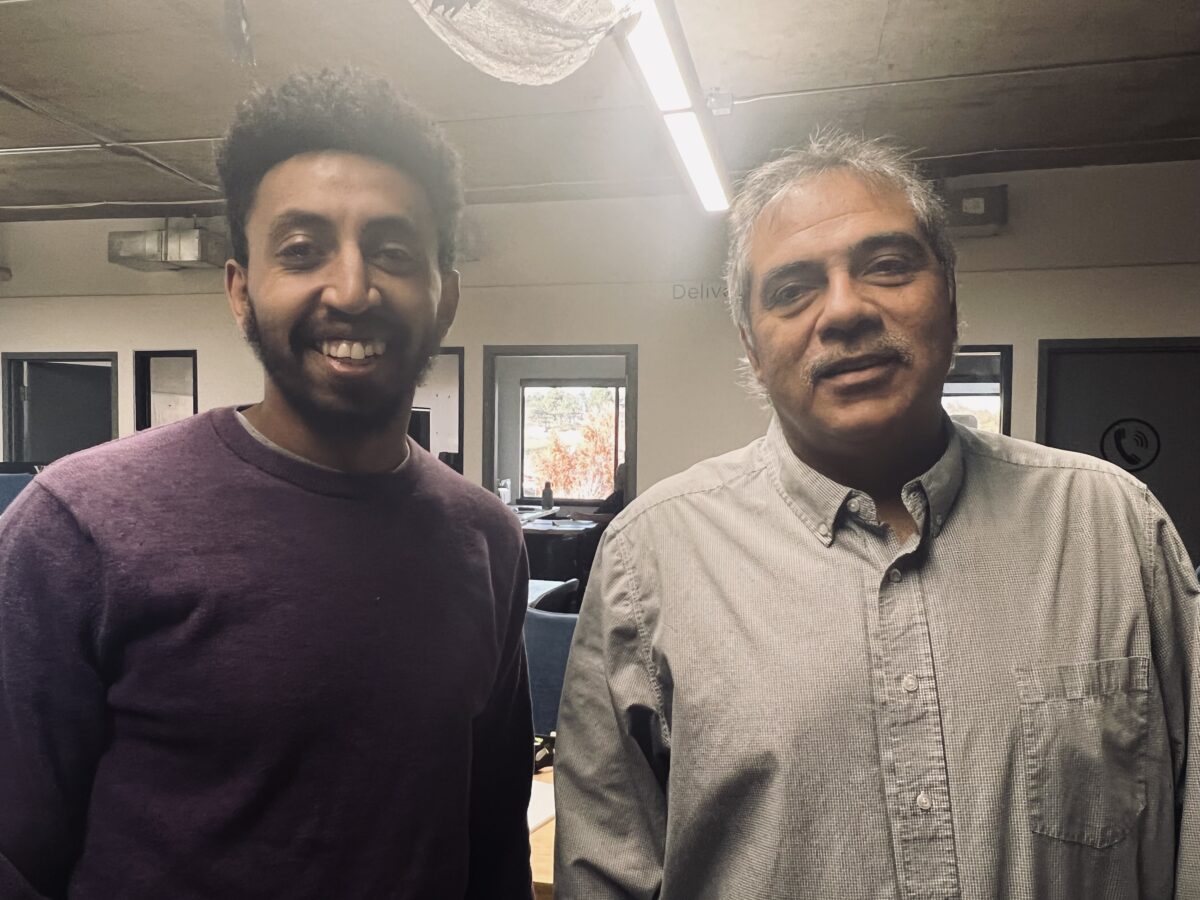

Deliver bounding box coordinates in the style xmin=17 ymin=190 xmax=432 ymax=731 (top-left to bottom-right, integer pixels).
xmin=107 ymin=227 xmax=228 ymax=271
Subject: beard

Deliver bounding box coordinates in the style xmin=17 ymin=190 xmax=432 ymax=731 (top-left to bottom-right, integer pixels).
xmin=241 ymin=297 xmax=441 ymax=439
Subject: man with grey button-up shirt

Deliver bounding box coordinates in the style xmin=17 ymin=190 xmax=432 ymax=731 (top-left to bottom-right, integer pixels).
xmin=554 ymin=132 xmax=1200 ymax=899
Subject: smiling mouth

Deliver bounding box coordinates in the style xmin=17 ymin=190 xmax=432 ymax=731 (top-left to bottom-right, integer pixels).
xmin=316 ymin=339 xmax=388 ymax=363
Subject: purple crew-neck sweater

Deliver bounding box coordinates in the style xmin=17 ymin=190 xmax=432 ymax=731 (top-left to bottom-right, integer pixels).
xmin=0 ymin=408 xmax=533 ymax=900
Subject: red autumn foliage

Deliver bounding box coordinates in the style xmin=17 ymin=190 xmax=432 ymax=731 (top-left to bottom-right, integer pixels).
xmin=529 ymin=404 xmax=616 ymax=499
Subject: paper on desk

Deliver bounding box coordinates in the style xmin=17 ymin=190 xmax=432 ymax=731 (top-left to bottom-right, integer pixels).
xmin=527 ymin=779 xmax=555 ymax=831
xmin=524 ymin=519 xmax=592 ymax=531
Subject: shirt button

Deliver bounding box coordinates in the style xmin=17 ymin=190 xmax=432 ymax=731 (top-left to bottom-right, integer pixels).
xmin=888 ymin=568 xmax=902 ymax=583
xmin=901 ymin=673 xmax=919 ymax=693
xmin=817 ymin=522 xmax=830 ymax=536
xmin=846 ymin=497 xmax=860 ymax=514
xmin=915 ymin=791 xmax=932 ymax=811
xmin=935 ymin=514 xmax=945 ymax=526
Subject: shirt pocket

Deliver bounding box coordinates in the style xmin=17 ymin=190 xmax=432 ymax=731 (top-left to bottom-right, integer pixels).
xmin=1014 ymin=655 xmax=1150 ymax=849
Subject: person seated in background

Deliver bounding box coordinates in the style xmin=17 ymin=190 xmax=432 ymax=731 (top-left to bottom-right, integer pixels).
xmin=553 ymin=130 xmax=1200 ymax=899
xmin=0 ymin=69 xmax=532 ymax=900
xmin=592 ymin=461 xmax=628 ymax=515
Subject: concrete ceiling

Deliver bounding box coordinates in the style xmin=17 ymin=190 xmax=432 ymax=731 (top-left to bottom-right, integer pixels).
xmin=0 ymin=0 xmax=1196 ymax=221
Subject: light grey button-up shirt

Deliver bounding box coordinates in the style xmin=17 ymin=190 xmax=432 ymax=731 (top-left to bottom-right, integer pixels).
xmin=554 ymin=418 xmax=1200 ymax=900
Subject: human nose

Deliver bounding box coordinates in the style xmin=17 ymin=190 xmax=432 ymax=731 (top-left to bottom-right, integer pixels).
xmin=815 ymin=268 xmax=881 ymax=344
xmin=319 ymin=243 xmax=378 ymax=314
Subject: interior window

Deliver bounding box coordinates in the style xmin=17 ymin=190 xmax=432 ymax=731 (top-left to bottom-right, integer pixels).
xmin=484 ymin=345 xmax=637 ymax=508
xmin=942 ymin=345 xmax=1012 ymax=435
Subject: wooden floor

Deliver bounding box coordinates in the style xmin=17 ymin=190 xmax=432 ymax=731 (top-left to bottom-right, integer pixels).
xmin=531 ymin=769 xmax=555 ymax=899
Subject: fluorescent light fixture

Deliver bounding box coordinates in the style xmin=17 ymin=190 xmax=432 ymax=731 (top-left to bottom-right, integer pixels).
xmin=625 ymin=1 xmax=691 ymax=112
xmin=0 ymin=143 xmax=100 ymax=156
xmin=663 ymin=111 xmax=728 ymax=212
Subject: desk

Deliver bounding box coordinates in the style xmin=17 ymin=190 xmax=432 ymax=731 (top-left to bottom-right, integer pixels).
xmin=523 ymin=519 xmax=601 ymax=586
xmin=531 ymin=770 xmax=555 ymax=899
xmin=522 ymin=519 xmax=595 ymax=534
xmin=510 ymin=505 xmax=559 ymax=525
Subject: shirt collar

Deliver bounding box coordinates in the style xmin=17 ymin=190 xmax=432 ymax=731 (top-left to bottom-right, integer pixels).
xmin=919 ymin=421 xmax=965 ymax=540
xmin=762 ymin=415 xmax=965 ymax=546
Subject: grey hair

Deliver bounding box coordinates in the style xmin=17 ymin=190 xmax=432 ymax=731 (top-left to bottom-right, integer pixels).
xmin=724 ymin=129 xmax=957 ymax=338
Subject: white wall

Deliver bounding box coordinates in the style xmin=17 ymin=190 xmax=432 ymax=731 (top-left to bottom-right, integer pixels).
xmin=412 ymin=351 xmax=461 ymax=459
xmin=945 ymin=162 xmax=1200 ymax=440
xmin=0 ymin=159 xmax=1196 ymax=489
xmin=0 ymin=291 xmax=260 ymax=441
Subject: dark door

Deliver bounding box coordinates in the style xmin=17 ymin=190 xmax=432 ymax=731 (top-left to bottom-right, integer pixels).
xmin=13 ymin=360 xmax=114 ymax=462
xmin=1039 ymin=338 xmax=1200 ymax=566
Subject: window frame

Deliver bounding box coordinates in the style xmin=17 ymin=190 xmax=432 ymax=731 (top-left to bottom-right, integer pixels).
xmin=482 ymin=344 xmax=639 ymax=505
xmin=2 ymin=351 xmax=118 ymax=462
xmin=134 ymin=349 xmax=198 ymax=431
xmin=943 ymin=344 xmax=1013 ymax=436
xmin=517 ymin=377 xmax=626 ymax=504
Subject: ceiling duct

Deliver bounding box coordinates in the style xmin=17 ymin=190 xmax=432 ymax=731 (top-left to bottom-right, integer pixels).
xmin=107 ymin=226 xmax=228 ymax=271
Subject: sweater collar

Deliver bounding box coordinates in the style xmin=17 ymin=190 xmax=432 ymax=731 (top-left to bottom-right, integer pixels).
xmin=209 ymin=406 xmax=423 ymax=500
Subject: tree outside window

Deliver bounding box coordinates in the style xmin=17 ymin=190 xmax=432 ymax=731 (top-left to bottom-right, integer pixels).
xmin=521 ymin=381 xmax=626 ymax=501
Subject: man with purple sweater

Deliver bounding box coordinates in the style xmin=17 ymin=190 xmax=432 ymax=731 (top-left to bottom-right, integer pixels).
xmin=0 ymin=70 xmax=533 ymax=899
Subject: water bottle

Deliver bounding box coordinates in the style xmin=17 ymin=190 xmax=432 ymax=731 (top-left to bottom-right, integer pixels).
xmin=541 ymin=481 xmax=553 ymax=510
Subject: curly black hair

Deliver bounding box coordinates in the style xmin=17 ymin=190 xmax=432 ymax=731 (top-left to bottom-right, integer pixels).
xmin=217 ymin=68 xmax=463 ymax=270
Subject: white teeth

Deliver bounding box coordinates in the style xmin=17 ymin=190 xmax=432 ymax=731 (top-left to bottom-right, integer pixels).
xmin=318 ymin=340 xmax=386 ymax=360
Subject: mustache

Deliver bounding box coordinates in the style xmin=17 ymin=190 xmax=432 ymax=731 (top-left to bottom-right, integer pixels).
xmin=241 ymin=295 xmax=410 ymax=350
xmin=295 ymin=310 xmax=409 ymax=347
xmin=806 ymin=334 xmax=914 ymax=385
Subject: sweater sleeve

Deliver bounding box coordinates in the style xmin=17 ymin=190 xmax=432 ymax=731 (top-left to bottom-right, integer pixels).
xmin=0 ymin=483 xmax=109 ymax=899
xmin=464 ymin=542 xmax=533 ymax=900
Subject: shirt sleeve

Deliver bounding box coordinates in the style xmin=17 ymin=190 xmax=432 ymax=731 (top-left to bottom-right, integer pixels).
xmin=465 ymin=543 xmax=534 ymax=900
xmin=1152 ymin=495 xmax=1200 ymax=897
xmin=554 ymin=527 xmax=669 ymax=899
xmin=0 ymin=482 xmax=109 ymax=899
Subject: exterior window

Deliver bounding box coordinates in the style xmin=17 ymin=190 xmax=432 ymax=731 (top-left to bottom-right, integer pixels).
xmin=942 ymin=345 xmax=1012 ymax=435
xmin=520 ymin=381 xmax=625 ymax=502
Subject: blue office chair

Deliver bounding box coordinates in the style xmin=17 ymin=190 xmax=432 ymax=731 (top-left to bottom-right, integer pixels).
xmin=527 ymin=578 xmax=580 ymax=613
xmin=0 ymin=474 xmax=34 ymax=516
xmin=524 ymin=606 xmax=578 ymax=736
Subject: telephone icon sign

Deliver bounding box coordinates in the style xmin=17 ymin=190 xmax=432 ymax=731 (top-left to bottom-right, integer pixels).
xmin=1100 ymin=419 xmax=1160 ymax=473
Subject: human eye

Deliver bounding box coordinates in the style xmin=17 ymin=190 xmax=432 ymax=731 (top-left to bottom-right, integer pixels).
xmin=277 ymin=237 xmax=323 ymax=269
xmin=864 ymin=254 xmax=919 ymax=282
xmin=371 ymin=242 xmax=419 ymax=274
xmin=768 ymin=282 xmax=818 ymax=309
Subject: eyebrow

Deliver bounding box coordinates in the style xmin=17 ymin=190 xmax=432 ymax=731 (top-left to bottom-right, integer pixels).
xmin=757 ymin=230 xmax=932 ymax=305
xmin=848 ymin=231 xmax=931 ymax=264
xmin=360 ymin=215 xmax=424 ymax=244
